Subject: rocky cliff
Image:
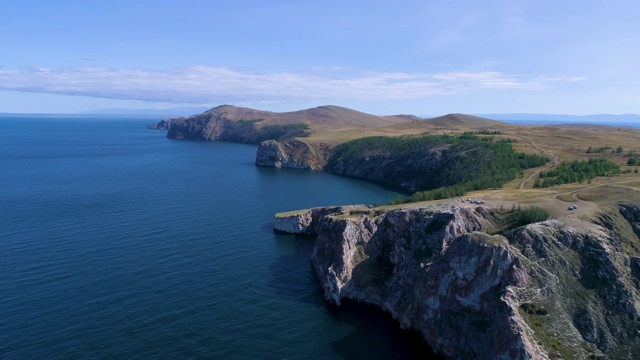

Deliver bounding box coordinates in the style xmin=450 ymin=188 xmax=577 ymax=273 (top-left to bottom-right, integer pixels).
xmin=165 ymin=105 xmax=311 ymax=144
xmin=152 ymin=104 xmax=422 ymax=170
xmin=255 ymin=139 xmax=330 ymax=170
xmin=148 ymin=117 xmax=182 ymax=130
xmin=275 ymin=204 xmax=640 ymax=359
xmin=323 ymin=135 xmax=548 ymax=194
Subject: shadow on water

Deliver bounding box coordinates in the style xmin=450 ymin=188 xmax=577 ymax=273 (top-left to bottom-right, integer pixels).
xmin=267 ymin=231 xmax=326 ymax=306
xmin=268 ymin=229 xmax=445 ymax=360
xmin=327 ymin=299 xmax=445 ymax=360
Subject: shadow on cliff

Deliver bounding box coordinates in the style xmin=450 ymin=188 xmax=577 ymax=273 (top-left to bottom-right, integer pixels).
xmin=267 ymin=227 xmax=444 ymax=359
xmin=326 ymin=299 xmax=445 ymax=360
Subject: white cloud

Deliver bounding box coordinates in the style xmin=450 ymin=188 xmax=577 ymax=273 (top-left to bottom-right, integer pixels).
xmin=0 ymin=66 xmax=583 ymax=104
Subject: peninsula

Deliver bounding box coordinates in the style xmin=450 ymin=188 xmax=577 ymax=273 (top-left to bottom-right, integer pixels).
xmin=151 ymin=105 xmax=640 ymax=359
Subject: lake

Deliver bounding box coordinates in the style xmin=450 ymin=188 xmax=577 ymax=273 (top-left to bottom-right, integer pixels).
xmin=0 ymin=116 xmax=437 ymax=359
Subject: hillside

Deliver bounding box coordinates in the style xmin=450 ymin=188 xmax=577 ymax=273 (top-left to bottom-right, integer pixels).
xmin=163 ymin=104 xmax=413 ymax=145
xmin=324 ymin=133 xmax=548 ymax=193
xmin=426 ymin=113 xmax=510 ymax=129
xmin=153 ymin=104 xmax=640 ymax=198
xmin=149 ymin=104 xmax=640 ymax=359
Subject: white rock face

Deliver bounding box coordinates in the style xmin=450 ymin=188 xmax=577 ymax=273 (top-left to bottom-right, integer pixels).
xmin=274 ymin=210 xmax=314 ymax=234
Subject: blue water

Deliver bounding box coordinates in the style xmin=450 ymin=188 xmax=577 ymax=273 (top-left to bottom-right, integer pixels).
xmin=503 ymin=119 xmax=640 ymax=127
xmin=0 ymin=117 xmax=437 ymax=359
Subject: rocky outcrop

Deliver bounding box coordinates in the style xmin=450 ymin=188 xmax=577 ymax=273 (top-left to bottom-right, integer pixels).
xmin=325 ymin=145 xmax=444 ymax=192
xmin=619 ymin=203 xmax=640 ymax=238
xmin=167 ymin=108 xmax=259 ymax=143
xmin=275 ymin=204 xmax=640 ymax=359
xmin=164 ymin=105 xmax=311 ymax=144
xmin=149 ymin=104 xmax=426 ymax=170
xmin=274 ymin=205 xmax=374 ymax=234
xmin=148 ymin=117 xmax=182 ymax=130
xmin=255 ymin=139 xmax=330 ymax=170
xmin=323 ymin=135 xmax=548 ymax=193
xmin=506 ymin=218 xmax=640 ymax=359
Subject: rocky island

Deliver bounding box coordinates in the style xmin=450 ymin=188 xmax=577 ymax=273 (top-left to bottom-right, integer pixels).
xmin=151 ymin=104 xmax=640 ymax=359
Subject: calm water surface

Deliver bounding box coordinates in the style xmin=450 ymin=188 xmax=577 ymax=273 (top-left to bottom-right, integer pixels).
xmin=0 ymin=116 xmax=438 ymax=359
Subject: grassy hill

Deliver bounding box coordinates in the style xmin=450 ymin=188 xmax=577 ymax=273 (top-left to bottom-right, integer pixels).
xmin=425 ymin=113 xmax=510 ymax=129
xmin=161 ymin=104 xmax=640 ymax=216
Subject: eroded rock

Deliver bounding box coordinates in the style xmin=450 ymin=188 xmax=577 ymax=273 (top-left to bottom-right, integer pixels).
xmin=275 ymin=204 xmax=640 ymax=359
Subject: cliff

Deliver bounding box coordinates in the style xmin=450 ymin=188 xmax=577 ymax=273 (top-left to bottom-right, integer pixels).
xmin=323 ymin=135 xmax=548 ymax=193
xmin=148 ymin=117 xmax=182 ymax=130
xmin=255 ymin=139 xmax=330 ymax=170
xmin=153 ymin=104 xmax=418 ymax=170
xmin=275 ymin=204 xmax=640 ymax=359
xmin=162 ymin=104 xmax=411 ymax=145
xmin=166 ymin=106 xmax=311 ymax=144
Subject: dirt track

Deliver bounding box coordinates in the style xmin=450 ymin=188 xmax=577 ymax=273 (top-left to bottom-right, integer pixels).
xmin=519 ymin=137 xmax=559 ymax=190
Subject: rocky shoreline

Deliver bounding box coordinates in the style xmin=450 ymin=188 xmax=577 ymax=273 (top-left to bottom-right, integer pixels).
xmin=149 ymin=106 xmax=640 ymax=358
xmin=275 ymin=204 xmax=640 ymax=359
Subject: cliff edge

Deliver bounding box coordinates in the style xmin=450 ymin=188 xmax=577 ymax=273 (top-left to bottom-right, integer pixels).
xmin=275 ymin=204 xmax=640 ymax=359
xmin=148 ymin=117 xmax=182 ymax=130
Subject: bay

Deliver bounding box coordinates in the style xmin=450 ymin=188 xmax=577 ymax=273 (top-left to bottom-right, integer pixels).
xmin=0 ymin=116 xmax=437 ymax=359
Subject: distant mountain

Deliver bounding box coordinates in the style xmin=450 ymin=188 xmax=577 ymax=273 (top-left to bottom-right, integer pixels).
xmin=476 ymin=113 xmax=640 ymax=124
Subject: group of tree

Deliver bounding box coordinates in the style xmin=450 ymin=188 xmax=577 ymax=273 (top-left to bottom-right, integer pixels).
xmin=326 ymin=133 xmax=549 ymax=205
xmin=586 ymin=146 xmax=613 ymax=154
xmin=257 ymin=123 xmax=310 ymax=141
xmin=533 ymin=158 xmax=620 ymax=188
xmin=469 ymin=130 xmax=502 ymax=135
xmin=508 ymin=205 xmax=551 ymax=228
xmin=586 ymin=145 xmax=627 ymax=154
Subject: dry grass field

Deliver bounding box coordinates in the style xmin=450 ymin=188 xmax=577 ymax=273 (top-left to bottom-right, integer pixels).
xmin=218 ymin=105 xmax=640 ymax=216
xmin=308 ymin=113 xmax=640 ymax=217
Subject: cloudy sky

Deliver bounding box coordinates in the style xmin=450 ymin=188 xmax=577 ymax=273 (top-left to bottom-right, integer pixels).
xmin=1 ymin=0 xmax=639 ymax=115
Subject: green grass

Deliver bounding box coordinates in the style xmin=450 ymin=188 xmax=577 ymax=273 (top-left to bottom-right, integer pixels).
xmin=275 ymin=209 xmax=308 ymax=218
xmin=464 ymin=232 xmax=507 ymax=246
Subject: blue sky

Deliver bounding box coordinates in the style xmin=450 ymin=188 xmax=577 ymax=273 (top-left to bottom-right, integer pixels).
xmin=1 ymin=0 xmax=639 ymax=115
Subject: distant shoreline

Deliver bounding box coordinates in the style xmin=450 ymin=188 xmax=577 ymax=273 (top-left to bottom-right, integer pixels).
xmin=498 ymin=119 xmax=640 ymax=128
xmin=2 ymin=113 xmax=640 ymax=128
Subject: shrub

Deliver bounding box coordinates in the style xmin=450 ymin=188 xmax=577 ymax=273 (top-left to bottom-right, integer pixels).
xmin=509 ymin=206 xmax=550 ymax=228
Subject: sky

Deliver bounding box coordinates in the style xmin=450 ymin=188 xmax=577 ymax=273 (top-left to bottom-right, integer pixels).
xmin=1 ymin=0 xmax=639 ymax=116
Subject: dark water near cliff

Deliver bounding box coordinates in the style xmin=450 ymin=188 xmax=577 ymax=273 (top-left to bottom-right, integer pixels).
xmin=0 ymin=116 xmax=439 ymax=359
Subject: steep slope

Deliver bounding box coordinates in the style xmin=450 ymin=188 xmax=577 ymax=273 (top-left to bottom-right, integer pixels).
xmin=274 ymin=203 xmax=640 ymax=359
xmin=148 ymin=117 xmax=183 ymax=130
xmin=254 ymin=139 xmax=330 ymax=170
xmin=323 ymin=134 xmax=548 ymax=193
xmin=166 ymin=105 xmax=310 ymax=143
